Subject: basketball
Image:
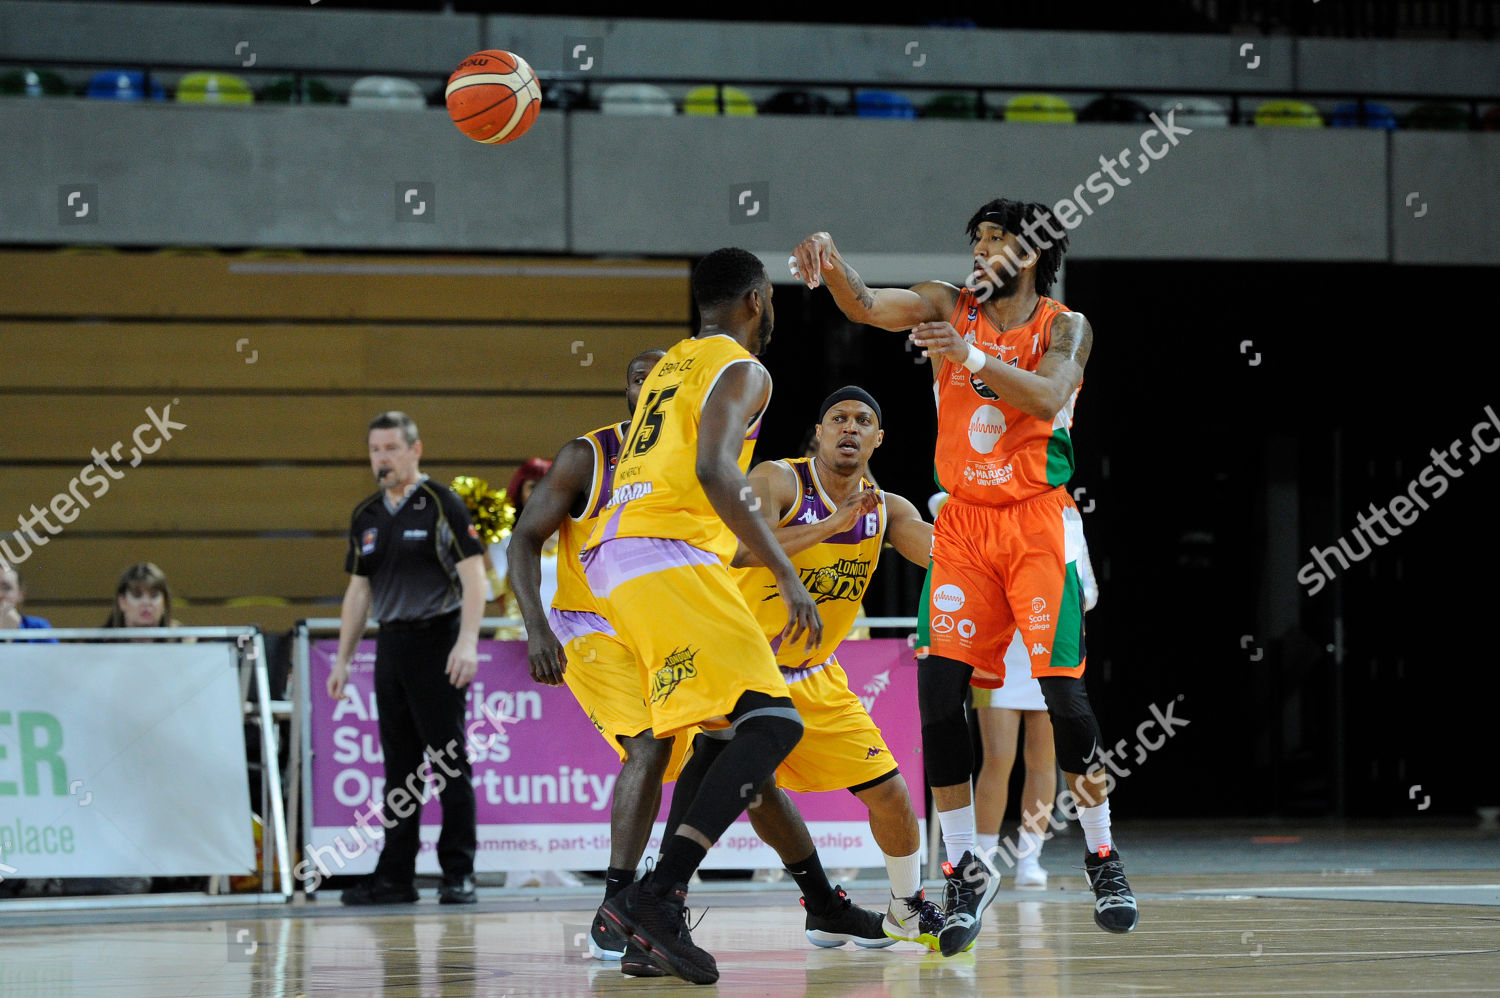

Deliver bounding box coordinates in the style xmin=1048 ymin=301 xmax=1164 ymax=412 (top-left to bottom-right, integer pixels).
xmin=444 ymin=49 xmax=542 ymax=144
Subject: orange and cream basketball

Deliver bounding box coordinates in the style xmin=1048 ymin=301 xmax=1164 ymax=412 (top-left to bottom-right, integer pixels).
xmin=444 ymin=49 xmax=542 ymax=144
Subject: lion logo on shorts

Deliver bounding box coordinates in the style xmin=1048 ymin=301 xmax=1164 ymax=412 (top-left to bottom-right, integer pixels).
xmin=650 ymin=646 xmax=699 ymax=705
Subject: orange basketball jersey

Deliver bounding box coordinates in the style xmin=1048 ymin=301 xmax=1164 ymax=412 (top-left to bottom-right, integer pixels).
xmin=584 ymin=334 xmax=769 ymax=562
xmin=933 ymin=290 xmax=1080 ymax=505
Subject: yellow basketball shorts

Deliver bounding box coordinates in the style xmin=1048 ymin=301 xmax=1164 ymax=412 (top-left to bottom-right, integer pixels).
xmin=775 ymin=655 xmax=899 ymax=794
xmin=584 ymin=539 xmax=792 ymax=739
xmin=552 ymin=613 xmax=690 ymax=782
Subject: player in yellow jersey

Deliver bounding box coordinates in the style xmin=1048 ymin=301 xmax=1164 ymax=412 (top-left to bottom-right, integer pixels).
xmin=587 ymin=248 xmax=821 ymax=985
xmin=509 ymin=348 xmax=690 ymax=971
xmin=791 ymin=199 xmax=1136 ymax=952
xmin=729 ymin=385 xmax=947 ymax=951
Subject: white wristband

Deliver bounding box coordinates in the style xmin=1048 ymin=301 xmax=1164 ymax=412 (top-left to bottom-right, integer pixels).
xmin=961 ymin=344 xmax=986 ymax=373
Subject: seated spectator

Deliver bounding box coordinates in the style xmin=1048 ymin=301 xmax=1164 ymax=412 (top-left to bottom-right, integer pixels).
xmin=102 ymin=562 xmax=201 ymax=894
xmin=0 ymin=561 xmax=56 ymax=642
xmin=104 ymin=562 xmax=183 ymax=631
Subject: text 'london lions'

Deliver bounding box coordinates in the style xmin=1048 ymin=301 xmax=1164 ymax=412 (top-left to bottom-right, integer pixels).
xmin=760 ymin=557 xmax=873 ymax=606
xmin=650 ymin=646 xmax=698 ymax=704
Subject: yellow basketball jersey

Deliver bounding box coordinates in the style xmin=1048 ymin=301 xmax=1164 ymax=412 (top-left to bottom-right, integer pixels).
xmin=552 ymin=420 xmax=627 ymax=615
xmin=584 ymin=334 xmax=770 ymax=562
xmin=731 ymin=458 xmax=886 ymax=669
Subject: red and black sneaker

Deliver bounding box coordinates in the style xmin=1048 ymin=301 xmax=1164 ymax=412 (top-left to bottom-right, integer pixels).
xmin=600 ymin=876 xmax=718 ymax=984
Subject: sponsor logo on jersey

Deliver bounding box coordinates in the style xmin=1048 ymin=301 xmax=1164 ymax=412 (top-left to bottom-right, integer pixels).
xmin=967 ymin=305 xmax=979 ymax=321
xmin=969 ymin=371 xmax=999 ymax=400
xmin=962 ymin=460 xmax=1013 ymax=486
xmin=1027 ymin=611 xmax=1052 ymax=631
xmin=650 ymin=646 xmax=698 ymax=705
xmin=606 ymin=481 xmax=654 ymax=507
xmin=1031 ymin=643 xmax=1048 ymax=656
xmin=361 ymin=528 xmax=378 ymax=555
xmin=933 ymin=583 xmax=965 ymax=613
xmin=1031 ymin=596 xmax=1047 ymax=614
xmin=968 ymin=404 xmax=1006 ymax=454
xmin=402 ymin=528 xmax=428 ymax=541
xmin=798 ymin=508 xmax=820 ymax=525
xmin=958 ymin=618 xmax=977 ymax=639
xmin=588 ymin=708 xmax=605 ymax=734
xmin=864 ymin=746 xmax=885 ymax=760
xmin=930 ymin=614 xmax=955 ymax=634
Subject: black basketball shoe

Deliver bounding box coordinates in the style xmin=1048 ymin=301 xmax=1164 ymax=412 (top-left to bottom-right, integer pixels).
xmin=600 ymin=875 xmax=718 ymax=984
xmin=1084 ymin=845 xmax=1138 ymax=933
xmin=802 ymin=885 xmax=897 ymax=948
xmin=936 ymin=849 xmax=1000 ymax=956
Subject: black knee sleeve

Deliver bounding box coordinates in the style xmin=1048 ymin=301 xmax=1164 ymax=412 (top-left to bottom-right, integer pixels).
xmin=672 ymin=694 xmax=802 ymax=847
xmin=1039 ymin=676 xmax=1103 ymax=774
xmin=918 ymin=656 xmax=976 ymax=788
xmin=728 ymin=691 xmax=803 ymax=760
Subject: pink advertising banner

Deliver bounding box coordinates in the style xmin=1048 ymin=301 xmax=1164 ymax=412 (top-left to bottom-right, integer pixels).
xmin=307 ymin=638 xmax=923 ymax=873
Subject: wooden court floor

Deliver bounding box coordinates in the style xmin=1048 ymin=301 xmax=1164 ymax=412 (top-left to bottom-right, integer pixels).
xmin=2 ymin=873 xmax=1498 ymax=996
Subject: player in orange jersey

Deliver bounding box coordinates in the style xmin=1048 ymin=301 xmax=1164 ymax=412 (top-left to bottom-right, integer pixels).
xmin=791 ymin=198 xmax=1137 ymax=951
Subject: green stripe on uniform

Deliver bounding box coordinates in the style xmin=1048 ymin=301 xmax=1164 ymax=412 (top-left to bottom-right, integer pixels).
xmin=914 ymin=561 xmax=934 ymax=646
xmin=1045 ymin=427 xmax=1075 ymax=487
xmin=1052 ymin=560 xmax=1086 ymax=670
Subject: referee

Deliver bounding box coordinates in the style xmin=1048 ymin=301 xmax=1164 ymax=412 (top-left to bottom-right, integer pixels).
xmin=328 ymin=411 xmax=487 ymax=905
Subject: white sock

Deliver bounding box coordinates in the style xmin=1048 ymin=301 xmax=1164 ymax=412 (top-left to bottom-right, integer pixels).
xmin=976 ymin=832 xmax=999 ymax=857
xmin=937 ymin=804 xmax=976 ymax=866
xmin=884 ymin=848 xmax=922 ymax=899
xmin=1017 ymin=828 xmax=1045 ymax=863
xmin=1078 ymin=799 xmax=1113 ymax=855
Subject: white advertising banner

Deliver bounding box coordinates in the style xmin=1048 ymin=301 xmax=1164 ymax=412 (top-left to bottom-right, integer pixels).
xmin=0 ymin=643 xmax=255 ymax=878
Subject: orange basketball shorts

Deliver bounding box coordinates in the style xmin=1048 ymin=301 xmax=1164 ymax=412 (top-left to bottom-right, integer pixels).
xmin=916 ymin=486 xmax=1088 ymax=688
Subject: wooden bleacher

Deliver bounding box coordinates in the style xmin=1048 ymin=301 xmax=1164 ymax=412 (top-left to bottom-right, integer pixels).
xmin=0 ymin=249 xmax=690 ymax=635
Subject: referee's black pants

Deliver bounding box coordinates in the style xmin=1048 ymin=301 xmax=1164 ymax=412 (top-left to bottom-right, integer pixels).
xmin=371 ymin=610 xmax=476 ymax=883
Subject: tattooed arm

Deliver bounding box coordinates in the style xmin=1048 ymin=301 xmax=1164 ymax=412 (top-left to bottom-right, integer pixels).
xmin=908 ymin=311 xmax=1092 ymax=421
xmin=790 ymin=231 xmax=957 ymax=332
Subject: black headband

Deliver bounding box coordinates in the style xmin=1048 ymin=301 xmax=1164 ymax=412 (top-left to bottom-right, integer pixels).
xmin=818 ymin=385 xmax=882 ymax=427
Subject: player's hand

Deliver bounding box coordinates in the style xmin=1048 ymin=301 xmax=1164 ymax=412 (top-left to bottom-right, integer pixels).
xmin=526 ymin=623 xmax=568 ymax=686
xmin=775 ymin=571 xmax=823 ymax=653
xmin=326 ymin=660 xmax=351 ymax=701
xmin=828 ymin=487 xmax=880 ymax=533
xmin=909 ymin=321 xmax=971 ymax=366
xmin=446 ymin=635 xmax=479 ymax=689
xmin=790 ymin=232 xmax=838 ymax=289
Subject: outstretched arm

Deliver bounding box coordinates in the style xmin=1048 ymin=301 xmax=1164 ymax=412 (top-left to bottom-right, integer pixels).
xmin=510 ymin=438 xmax=594 ymax=685
xmin=791 ymin=231 xmax=958 ymax=332
xmin=883 ymin=493 xmax=934 ymax=567
xmin=699 ymin=364 xmax=822 ymax=651
xmin=909 ymin=311 xmax=1093 ymax=422
xmin=730 ymin=462 xmax=880 ymax=568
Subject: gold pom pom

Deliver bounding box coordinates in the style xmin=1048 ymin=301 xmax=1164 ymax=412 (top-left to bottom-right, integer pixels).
xmin=451 ymin=476 xmax=516 ymax=546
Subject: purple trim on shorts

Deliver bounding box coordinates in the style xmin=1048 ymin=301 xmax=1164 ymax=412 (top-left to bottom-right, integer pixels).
xmin=779 ymin=661 xmax=827 ymax=683
xmin=582 ymin=537 xmax=720 ymax=598
xmin=548 ymin=607 xmax=615 ymax=643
